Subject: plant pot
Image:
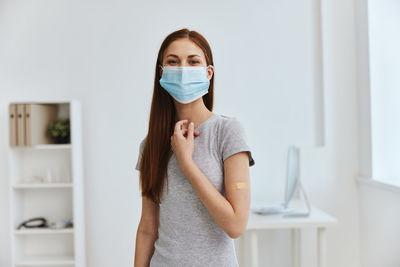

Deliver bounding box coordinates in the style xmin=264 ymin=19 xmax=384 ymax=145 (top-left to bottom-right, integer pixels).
xmin=54 ymin=135 xmax=70 ymax=144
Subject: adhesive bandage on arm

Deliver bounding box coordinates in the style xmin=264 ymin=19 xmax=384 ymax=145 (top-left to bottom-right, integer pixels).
xmin=228 ymin=182 xmax=249 ymax=190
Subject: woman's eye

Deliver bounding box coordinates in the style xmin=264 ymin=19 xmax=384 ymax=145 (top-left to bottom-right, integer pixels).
xmin=167 ymin=60 xmax=177 ymax=64
xmin=190 ymin=61 xmax=200 ymax=64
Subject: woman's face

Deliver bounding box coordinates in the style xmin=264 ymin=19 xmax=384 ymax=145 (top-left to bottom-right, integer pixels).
xmin=161 ymin=38 xmax=214 ymax=80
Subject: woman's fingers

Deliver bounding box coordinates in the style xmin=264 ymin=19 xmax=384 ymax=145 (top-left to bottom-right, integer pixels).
xmin=174 ymin=119 xmax=188 ymax=136
xmin=182 ymin=129 xmax=200 ymax=137
xmin=171 ymin=120 xmax=196 ymax=161
xmin=187 ymin=122 xmax=194 ymax=141
xmin=174 ymin=120 xmax=201 ymax=138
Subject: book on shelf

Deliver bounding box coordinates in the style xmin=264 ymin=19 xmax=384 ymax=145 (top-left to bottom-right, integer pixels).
xmin=9 ymin=103 xmax=58 ymax=146
xmin=8 ymin=104 xmax=17 ymax=146
xmin=17 ymin=104 xmax=25 ymax=146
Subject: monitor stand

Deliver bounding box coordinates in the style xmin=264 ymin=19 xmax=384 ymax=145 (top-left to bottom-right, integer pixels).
xmin=282 ymin=179 xmax=311 ymax=217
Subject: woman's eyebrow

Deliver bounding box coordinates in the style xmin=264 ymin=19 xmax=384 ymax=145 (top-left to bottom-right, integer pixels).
xmin=166 ymin=54 xmax=201 ymax=58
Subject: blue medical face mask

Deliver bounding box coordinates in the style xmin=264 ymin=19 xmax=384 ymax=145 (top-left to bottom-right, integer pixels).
xmin=159 ymin=65 xmax=212 ymax=104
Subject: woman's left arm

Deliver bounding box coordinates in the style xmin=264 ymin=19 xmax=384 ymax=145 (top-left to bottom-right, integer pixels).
xmin=171 ymin=119 xmax=250 ymax=239
xmin=180 ymin=152 xmax=250 ymax=239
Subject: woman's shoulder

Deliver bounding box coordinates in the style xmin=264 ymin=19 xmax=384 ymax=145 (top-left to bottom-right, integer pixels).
xmin=138 ymin=136 xmax=147 ymax=153
xmin=215 ymin=114 xmax=254 ymax=166
xmin=214 ymin=113 xmax=245 ymax=131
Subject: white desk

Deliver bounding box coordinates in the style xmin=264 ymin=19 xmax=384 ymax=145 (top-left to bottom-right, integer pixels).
xmin=238 ymin=200 xmax=338 ymax=267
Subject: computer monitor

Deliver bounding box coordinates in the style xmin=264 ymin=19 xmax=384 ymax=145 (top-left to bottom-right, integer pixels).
xmin=251 ymin=145 xmax=311 ymax=216
xmin=284 ymin=146 xmax=300 ymax=208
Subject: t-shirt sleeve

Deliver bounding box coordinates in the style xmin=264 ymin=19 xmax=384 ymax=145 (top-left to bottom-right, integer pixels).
xmin=220 ymin=118 xmax=255 ymax=167
xmin=135 ymin=137 xmax=146 ymax=171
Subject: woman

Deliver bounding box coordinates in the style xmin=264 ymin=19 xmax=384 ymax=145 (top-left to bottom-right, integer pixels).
xmin=134 ymin=28 xmax=255 ymax=267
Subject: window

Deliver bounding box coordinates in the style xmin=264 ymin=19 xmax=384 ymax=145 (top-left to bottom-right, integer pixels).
xmin=366 ymin=0 xmax=400 ymax=185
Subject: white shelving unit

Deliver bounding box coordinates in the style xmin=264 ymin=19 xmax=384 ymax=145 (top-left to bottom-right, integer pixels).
xmin=8 ymin=100 xmax=86 ymax=267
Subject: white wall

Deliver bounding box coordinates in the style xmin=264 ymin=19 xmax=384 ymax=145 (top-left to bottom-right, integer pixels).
xmin=0 ymin=0 xmax=361 ymax=266
xmin=358 ymin=184 xmax=400 ymax=267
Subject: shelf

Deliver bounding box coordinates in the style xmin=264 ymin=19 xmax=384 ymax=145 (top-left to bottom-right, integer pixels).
xmin=14 ymin=228 xmax=74 ymax=235
xmin=15 ymin=254 xmax=75 ymax=266
xmin=10 ymin=144 xmax=71 ymax=150
xmin=9 ymin=101 xmax=85 ymax=267
xmin=12 ymin=183 xmax=73 ymax=189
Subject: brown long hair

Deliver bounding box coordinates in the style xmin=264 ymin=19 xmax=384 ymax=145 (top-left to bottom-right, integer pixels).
xmin=138 ymin=28 xmax=215 ymax=204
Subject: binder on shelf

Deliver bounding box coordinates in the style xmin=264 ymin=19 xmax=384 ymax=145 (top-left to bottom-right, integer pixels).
xmin=16 ymin=104 xmax=25 ymax=146
xmin=8 ymin=104 xmax=17 ymax=147
xmin=25 ymin=104 xmax=58 ymax=146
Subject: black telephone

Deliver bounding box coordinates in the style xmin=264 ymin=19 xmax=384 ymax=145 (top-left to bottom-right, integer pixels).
xmin=17 ymin=217 xmax=48 ymax=230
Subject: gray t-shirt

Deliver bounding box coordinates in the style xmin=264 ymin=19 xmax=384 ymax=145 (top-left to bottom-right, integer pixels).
xmin=135 ymin=113 xmax=255 ymax=267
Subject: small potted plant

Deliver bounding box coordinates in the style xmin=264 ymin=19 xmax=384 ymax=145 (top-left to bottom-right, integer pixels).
xmin=47 ymin=118 xmax=70 ymax=144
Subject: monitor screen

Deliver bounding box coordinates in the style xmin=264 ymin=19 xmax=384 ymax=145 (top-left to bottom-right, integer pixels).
xmin=284 ymin=146 xmax=300 ymax=207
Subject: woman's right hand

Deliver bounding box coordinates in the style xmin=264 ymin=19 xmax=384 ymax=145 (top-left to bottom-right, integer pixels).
xmin=170 ymin=120 xmax=200 ymax=166
xmin=181 ymin=123 xmax=200 ymax=137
